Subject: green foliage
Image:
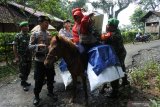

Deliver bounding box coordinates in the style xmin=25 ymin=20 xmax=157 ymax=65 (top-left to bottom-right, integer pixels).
xmin=150 ymin=99 xmax=160 ymax=107
xmin=0 ymin=33 xmax=15 ymax=62
xmin=34 ymin=0 xmax=68 ymax=19
xmin=61 ymin=0 xmax=87 ymax=20
xmin=130 ymin=61 xmax=160 ymax=90
xmin=7 ymin=0 xmax=69 ymax=20
xmin=156 ymin=74 xmax=160 ymax=90
xmin=69 ymin=0 xmax=87 ymax=9
xmin=136 ymin=0 xmax=160 ymax=11
xmin=130 ymin=67 xmax=148 ymax=89
xmin=121 ymin=31 xmax=137 ymax=43
xmin=130 ymin=7 xmax=146 ymax=31
xmin=50 ymin=31 xmax=58 ymax=36
xmin=0 ymin=65 xmax=17 ymax=79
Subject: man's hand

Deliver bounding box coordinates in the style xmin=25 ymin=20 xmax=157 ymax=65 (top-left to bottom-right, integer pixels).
xmin=38 ymin=44 xmax=46 ymax=47
xmin=89 ymin=13 xmax=94 ymax=17
xmin=81 ymin=8 xmax=86 ymax=12
xmin=37 ymin=44 xmax=46 ymax=52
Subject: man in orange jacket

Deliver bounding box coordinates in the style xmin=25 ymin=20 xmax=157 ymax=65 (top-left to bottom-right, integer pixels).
xmin=72 ymin=8 xmax=84 ymax=44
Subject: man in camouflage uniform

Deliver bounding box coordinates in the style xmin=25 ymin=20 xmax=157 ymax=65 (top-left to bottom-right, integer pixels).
xmin=13 ymin=21 xmax=32 ymax=91
xmin=29 ymin=16 xmax=57 ymax=106
xmin=101 ymin=18 xmax=130 ymax=98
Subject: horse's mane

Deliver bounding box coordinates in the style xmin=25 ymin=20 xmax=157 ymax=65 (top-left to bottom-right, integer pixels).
xmin=53 ymin=35 xmax=79 ymax=55
xmin=59 ymin=36 xmax=80 ymax=56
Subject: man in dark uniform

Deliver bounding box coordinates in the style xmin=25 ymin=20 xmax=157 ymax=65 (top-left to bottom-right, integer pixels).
xmin=101 ymin=18 xmax=130 ymax=98
xmin=29 ymin=16 xmax=57 ymax=106
xmin=13 ymin=21 xmax=32 ymax=91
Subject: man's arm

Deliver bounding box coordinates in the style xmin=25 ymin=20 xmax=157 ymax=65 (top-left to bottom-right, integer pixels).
xmin=29 ymin=32 xmax=38 ymax=51
xmin=13 ymin=36 xmax=19 ymax=62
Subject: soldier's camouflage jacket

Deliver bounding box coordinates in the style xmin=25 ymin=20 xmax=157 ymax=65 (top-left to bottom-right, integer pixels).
xmin=104 ymin=30 xmax=126 ymax=61
xmin=13 ymin=32 xmax=32 ymax=61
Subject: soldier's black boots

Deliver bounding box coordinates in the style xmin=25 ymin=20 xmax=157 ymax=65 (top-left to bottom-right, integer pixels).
xmin=33 ymin=96 xmax=40 ymax=106
xmin=21 ymin=81 xmax=31 ymax=91
xmin=47 ymin=93 xmax=58 ymax=101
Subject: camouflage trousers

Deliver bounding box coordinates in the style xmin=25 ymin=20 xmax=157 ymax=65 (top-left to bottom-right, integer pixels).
xmin=19 ymin=56 xmax=32 ymax=81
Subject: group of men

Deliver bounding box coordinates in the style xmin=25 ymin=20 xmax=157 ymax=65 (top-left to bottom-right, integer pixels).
xmin=13 ymin=7 xmax=129 ymax=106
xmin=13 ymin=16 xmax=57 ymax=106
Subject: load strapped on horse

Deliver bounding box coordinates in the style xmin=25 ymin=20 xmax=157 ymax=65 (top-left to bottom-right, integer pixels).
xmin=44 ymin=8 xmax=125 ymax=105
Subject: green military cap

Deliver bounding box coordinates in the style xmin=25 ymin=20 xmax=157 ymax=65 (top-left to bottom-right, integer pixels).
xmin=108 ymin=18 xmax=119 ymax=27
xmin=19 ymin=21 xmax=28 ymax=27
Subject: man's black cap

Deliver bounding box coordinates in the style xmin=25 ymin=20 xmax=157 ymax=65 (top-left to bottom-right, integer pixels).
xmin=63 ymin=19 xmax=71 ymax=24
xmin=38 ymin=15 xmax=51 ymax=23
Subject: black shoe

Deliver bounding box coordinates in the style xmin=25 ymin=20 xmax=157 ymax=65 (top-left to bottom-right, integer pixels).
xmin=24 ymin=81 xmax=31 ymax=86
xmin=21 ymin=81 xmax=31 ymax=87
xmin=23 ymin=86 xmax=29 ymax=91
xmin=47 ymin=93 xmax=58 ymax=101
xmin=33 ymin=97 xmax=40 ymax=106
xmin=107 ymin=90 xmax=118 ymax=98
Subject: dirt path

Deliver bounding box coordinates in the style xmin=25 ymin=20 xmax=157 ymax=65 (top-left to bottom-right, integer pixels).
xmin=0 ymin=40 xmax=160 ymax=107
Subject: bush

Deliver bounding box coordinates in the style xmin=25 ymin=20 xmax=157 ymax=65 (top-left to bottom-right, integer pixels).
xmin=121 ymin=31 xmax=137 ymax=43
xmin=50 ymin=31 xmax=58 ymax=36
xmin=0 ymin=33 xmax=16 ymax=62
xmin=130 ymin=61 xmax=160 ymax=90
xmin=0 ymin=65 xmax=17 ymax=79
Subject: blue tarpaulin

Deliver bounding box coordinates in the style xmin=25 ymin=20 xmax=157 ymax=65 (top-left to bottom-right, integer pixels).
xmin=59 ymin=59 xmax=68 ymax=72
xmin=88 ymin=45 xmax=120 ymax=76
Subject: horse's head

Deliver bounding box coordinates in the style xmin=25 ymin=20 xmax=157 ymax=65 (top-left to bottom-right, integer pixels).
xmin=44 ymin=36 xmax=62 ymax=67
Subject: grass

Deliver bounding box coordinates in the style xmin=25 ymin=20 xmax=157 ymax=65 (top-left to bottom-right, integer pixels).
xmin=150 ymin=99 xmax=160 ymax=107
xmin=129 ymin=60 xmax=160 ymax=105
xmin=0 ymin=65 xmax=18 ymax=79
xmin=130 ymin=61 xmax=160 ymax=90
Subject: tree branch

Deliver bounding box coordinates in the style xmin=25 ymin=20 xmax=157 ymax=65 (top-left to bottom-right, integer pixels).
xmin=115 ymin=0 xmax=130 ymax=18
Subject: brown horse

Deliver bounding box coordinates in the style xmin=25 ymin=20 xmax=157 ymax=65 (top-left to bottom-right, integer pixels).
xmin=44 ymin=35 xmax=88 ymax=104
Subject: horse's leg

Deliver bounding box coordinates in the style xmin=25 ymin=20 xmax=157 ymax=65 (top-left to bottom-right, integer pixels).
xmin=82 ymin=74 xmax=88 ymax=106
xmin=69 ymin=75 xmax=77 ymax=103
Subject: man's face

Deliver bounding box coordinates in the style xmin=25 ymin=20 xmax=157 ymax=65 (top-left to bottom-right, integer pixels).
xmin=40 ymin=21 xmax=50 ymax=30
xmin=21 ymin=25 xmax=29 ymax=32
xmin=64 ymin=22 xmax=71 ymax=29
xmin=106 ymin=24 xmax=116 ymax=32
xmin=74 ymin=15 xmax=81 ymax=23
